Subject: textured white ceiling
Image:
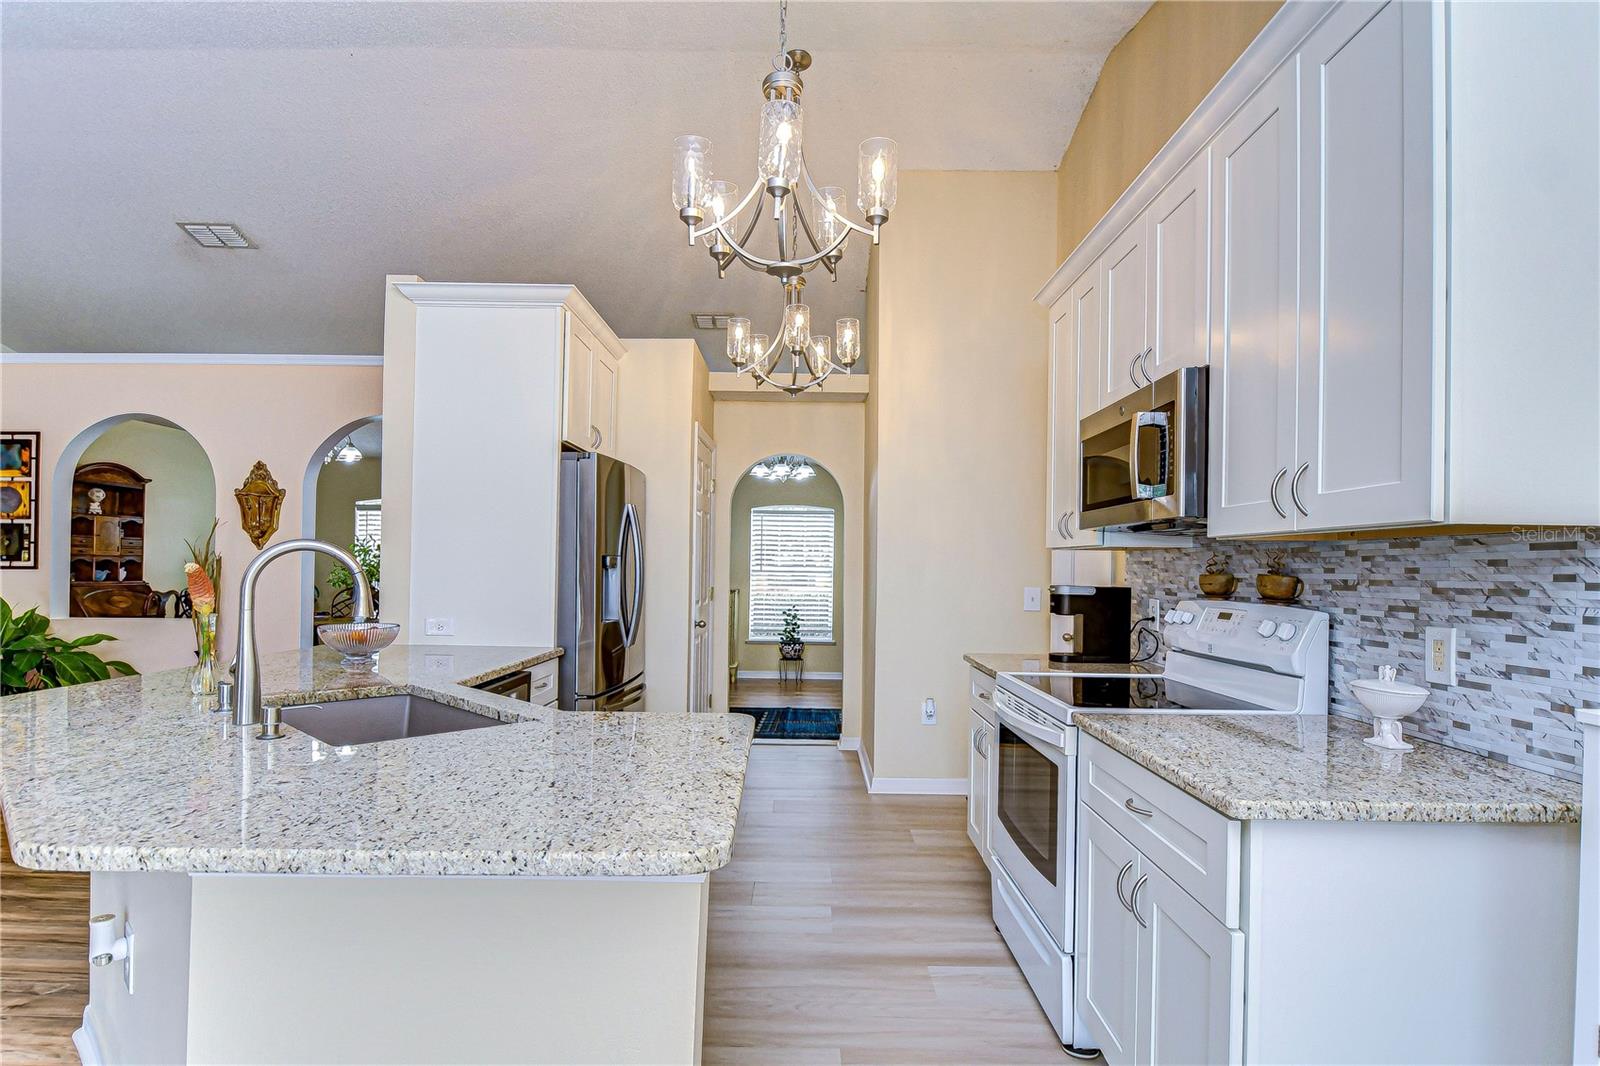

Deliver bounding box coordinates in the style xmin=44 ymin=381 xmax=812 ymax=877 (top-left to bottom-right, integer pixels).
xmin=0 ymin=1 xmax=1147 ymax=369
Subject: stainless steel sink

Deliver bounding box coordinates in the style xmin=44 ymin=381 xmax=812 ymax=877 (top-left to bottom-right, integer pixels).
xmin=279 ymin=694 xmax=508 ymax=746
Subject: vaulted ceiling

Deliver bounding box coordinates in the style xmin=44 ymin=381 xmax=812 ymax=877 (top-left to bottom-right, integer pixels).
xmin=0 ymin=1 xmax=1147 ymax=368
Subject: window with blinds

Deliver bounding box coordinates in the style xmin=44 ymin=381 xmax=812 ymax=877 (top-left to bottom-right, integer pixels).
xmin=354 ymin=499 xmax=381 ymax=546
xmin=748 ymin=504 xmax=835 ymax=642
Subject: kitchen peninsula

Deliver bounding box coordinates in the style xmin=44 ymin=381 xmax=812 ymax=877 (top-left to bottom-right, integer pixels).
xmin=0 ymin=646 xmax=754 ymax=1064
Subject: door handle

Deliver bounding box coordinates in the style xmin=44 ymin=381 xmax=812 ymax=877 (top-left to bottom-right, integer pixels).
xmin=1114 ymin=859 xmax=1135 ymax=911
xmin=1269 ymin=467 xmax=1288 ymax=519
xmin=1291 ymin=462 xmax=1310 ymax=517
xmin=694 ymin=619 xmax=707 ymax=629
xmin=1129 ymin=874 xmax=1150 ymax=928
xmin=1124 ymin=797 xmax=1155 ymax=817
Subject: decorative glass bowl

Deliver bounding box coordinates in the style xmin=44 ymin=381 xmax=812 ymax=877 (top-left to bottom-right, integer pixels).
xmin=317 ymin=621 xmax=401 ymax=669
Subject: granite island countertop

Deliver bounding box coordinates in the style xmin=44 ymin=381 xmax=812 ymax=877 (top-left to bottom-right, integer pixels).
xmin=0 ymin=645 xmax=754 ymax=877
xmin=1075 ymin=711 xmax=1580 ymax=824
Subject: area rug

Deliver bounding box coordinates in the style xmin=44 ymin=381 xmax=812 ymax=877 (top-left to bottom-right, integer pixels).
xmin=729 ymin=707 xmax=841 ymax=741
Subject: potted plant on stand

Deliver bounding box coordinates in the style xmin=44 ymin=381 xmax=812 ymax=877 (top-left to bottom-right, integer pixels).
xmin=777 ymin=606 xmax=805 ymax=686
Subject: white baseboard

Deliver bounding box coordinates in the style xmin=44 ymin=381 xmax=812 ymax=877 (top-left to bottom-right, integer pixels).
xmin=735 ymin=670 xmax=844 ymax=681
xmin=868 ymin=776 xmax=969 ymax=796
xmin=836 ymin=736 xmax=860 ymax=752
xmin=855 ymin=742 xmax=873 ymax=792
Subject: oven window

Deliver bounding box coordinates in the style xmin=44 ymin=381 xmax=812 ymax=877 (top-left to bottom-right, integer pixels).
xmin=996 ymin=725 xmax=1058 ymax=885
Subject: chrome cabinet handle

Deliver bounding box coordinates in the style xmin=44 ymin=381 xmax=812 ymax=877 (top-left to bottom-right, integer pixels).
xmin=1114 ymin=859 xmax=1135 ymax=911
xmin=972 ymin=728 xmax=982 ymax=756
xmin=694 ymin=619 xmax=708 ymax=629
xmin=1137 ymin=347 xmax=1154 ymax=385
xmin=1129 ymin=874 xmax=1150 ymax=928
xmin=1057 ymin=510 xmax=1075 ymax=538
xmin=591 ymin=426 xmax=602 ymax=449
xmin=1269 ymin=467 xmax=1288 ymax=518
xmin=1129 ymin=358 xmax=1141 ymax=389
xmin=978 ymin=729 xmax=990 ymax=758
xmin=1291 ymin=462 xmax=1310 ymax=517
xmin=1124 ymin=797 xmax=1155 ymax=817
xmin=978 ymin=689 xmax=991 ymax=701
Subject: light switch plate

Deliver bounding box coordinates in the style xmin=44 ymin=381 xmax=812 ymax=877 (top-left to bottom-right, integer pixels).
xmin=1425 ymin=626 xmax=1457 ymax=685
xmin=1148 ymin=598 xmax=1162 ymax=632
xmin=1023 ymin=587 xmax=1042 ymax=612
xmin=424 ymin=617 xmax=455 ymax=637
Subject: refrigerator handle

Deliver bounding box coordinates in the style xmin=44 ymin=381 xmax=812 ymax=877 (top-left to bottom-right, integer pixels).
xmin=620 ymin=503 xmax=643 ymax=648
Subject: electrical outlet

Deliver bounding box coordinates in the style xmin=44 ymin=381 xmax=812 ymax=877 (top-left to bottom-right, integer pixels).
xmin=424 ymin=617 xmax=455 ymax=637
xmin=1148 ymin=598 xmax=1162 ymax=632
xmin=921 ymin=698 xmax=937 ymax=725
xmin=1023 ymin=587 xmax=1042 ymax=612
xmin=1425 ymin=626 xmax=1457 ymax=685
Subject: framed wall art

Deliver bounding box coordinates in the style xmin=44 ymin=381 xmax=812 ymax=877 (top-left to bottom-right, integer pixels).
xmin=0 ymin=430 xmax=40 ymax=568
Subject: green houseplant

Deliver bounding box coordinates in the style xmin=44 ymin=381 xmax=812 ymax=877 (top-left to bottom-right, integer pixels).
xmin=1 ymin=598 xmax=137 ymax=695
xmin=327 ymin=538 xmax=381 ymax=615
xmin=777 ymin=605 xmax=805 ymax=662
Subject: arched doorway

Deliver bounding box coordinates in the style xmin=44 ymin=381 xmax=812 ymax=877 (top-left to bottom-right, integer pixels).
xmin=49 ymin=414 xmax=217 ymax=621
xmin=726 ymin=453 xmax=843 ymax=742
xmin=299 ymin=416 xmax=381 ymax=647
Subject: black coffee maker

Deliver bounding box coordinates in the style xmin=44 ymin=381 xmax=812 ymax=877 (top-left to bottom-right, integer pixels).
xmin=1048 ymin=585 xmax=1133 ymax=664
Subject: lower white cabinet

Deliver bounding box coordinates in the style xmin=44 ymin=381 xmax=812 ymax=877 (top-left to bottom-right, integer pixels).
xmin=1078 ymin=805 xmax=1241 ymax=1066
xmin=966 ymin=707 xmax=993 ymax=858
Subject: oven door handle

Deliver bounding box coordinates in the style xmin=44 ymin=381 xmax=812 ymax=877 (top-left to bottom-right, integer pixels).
xmin=996 ymin=700 xmax=1069 ymax=751
xmin=1129 ymin=409 xmax=1170 ymax=501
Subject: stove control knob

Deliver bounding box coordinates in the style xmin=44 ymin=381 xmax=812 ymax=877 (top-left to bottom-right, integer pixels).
xmin=1275 ymin=622 xmax=1297 ymax=641
xmin=1164 ymin=609 xmax=1179 ymax=624
xmin=1180 ymin=611 xmax=1195 ymax=624
xmin=1257 ymin=620 xmax=1277 ymax=637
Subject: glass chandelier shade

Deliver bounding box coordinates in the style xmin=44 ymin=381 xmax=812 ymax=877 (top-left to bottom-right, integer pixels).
xmin=835 ymin=318 xmax=861 ymax=368
xmin=701 ymin=180 xmax=739 ymax=246
xmin=748 ymin=333 xmax=772 ymax=371
xmin=782 ymin=303 xmax=811 ymax=350
xmin=757 ymin=99 xmax=804 ymax=187
xmin=808 ymin=335 xmax=832 ymax=369
xmin=672 ymin=135 xmax=713 ymax=215
xmin=727 ymin=316 xmax=752 ymax=368
xmin=857 ymin=137 xmax=899 ymax=219
xmin=816 ymin=185 xmax=845 ymax=246
xmin=750 ymin=454 xmax=816 ymax=483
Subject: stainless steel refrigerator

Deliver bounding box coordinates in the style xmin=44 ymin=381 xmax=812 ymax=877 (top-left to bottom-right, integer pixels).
xmin=558 ymin=452 xmax=646 ymax=711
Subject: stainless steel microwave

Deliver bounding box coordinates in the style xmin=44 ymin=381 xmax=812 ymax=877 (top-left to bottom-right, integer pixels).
xmin=1078 ymin=366 xmax=1207 ymax=533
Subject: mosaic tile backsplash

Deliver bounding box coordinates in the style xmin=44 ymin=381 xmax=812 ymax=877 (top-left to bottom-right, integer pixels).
xmin=1122 ymin=532 xmax=1598 ymax=781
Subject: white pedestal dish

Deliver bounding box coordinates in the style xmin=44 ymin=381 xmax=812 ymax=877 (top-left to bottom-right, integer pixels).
xmin=1350 ymin=671 xmax=1429 ymax=751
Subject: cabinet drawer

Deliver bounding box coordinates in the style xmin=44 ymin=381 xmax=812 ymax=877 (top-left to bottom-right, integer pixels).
xmin=1080 ymin=735 xmax=1240 ymax=927
xmin=969 ymin=668 xmax=997 ymax=725
xmin=528 ymin=660 xmax=558 ymax=706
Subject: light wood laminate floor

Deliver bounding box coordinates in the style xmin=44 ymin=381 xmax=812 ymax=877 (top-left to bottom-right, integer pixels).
xmin=704 ymin=744 xmax=1063 ymax=1064
xmin=1 ymin=746 xmax=1061 ymax=1065
xmin=729 ymin=677 xmax=843 ymax=710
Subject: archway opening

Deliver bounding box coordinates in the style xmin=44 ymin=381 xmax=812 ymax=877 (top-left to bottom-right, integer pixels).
xmin=51 ymin=415 xmax=217 ymax=620
xmin=300 ymin=417 xmax=382 ymax=647
xmin=727 ymin=453 xmax=843 ymax=742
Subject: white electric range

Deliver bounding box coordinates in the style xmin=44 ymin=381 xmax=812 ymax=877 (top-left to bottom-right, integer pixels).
xmin=988 ymin=599 xmax=1329 ymax=1056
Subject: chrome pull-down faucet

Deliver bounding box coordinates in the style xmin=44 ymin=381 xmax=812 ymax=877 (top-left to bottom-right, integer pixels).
xmin=230 ymin=539 xmax=374 ymax=728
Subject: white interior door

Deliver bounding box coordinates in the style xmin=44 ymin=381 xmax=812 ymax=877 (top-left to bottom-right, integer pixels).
xmin=688 ymin=426 xmax=716 ymax=712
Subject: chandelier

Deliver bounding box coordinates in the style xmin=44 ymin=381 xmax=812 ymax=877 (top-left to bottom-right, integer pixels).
xmin=322 ymin=437 xmax=363 ymax=465
xmin=750 ymin=455 xmax=816 ymax=483
xmin=673 ymin=0 xmax=897 ymax=395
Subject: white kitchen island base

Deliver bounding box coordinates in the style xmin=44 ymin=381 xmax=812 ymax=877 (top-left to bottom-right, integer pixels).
xmin=77 ymin=869 xmax=711 ymax=1065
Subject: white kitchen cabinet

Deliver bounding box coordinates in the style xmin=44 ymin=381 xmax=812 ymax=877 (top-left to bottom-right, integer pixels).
xmin=1144 ymin=153 xmax=1209 ymax=383
xmin=563 ymin=314 xmax=623 ymax=453
xmin=1046 ymin=273 xmax=1104 ymax=548
xmin=966 ymin=706 xmax=993 ymax=858
xmin=1293 ymin=0 xmax=1438 ymax=531
xmin=1206 ymin=59 xmax=1299 ymax=539
xmin=1078 ymin=807 xmax=1141 ymax=1063
xmin=1099 ymin=220 xmax=1149 ymax=410
xmin=1134 ymin=861 xmax=1243 ymax=1066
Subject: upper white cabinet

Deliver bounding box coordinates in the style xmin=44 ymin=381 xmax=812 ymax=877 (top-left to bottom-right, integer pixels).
xmin=1100 ymin=221 xmax=1150 ymax=409
xmin=1145 ymin=153 xmax=1210 ymax=386
xmin=563 ymin=313 xmax=623 ymax=454
xmin=1206 ymin=61 xmax=1300 ymax=539
xmin=1293 ymin=0 xmax=1438 ymax=531
xmin=1038 ymin=0 xmax=1600 ymax=539
xmin=1047 ymin=268 xmax=1106 ymax=547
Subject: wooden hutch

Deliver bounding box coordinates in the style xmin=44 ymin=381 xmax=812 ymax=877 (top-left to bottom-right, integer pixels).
xmin=69 ymin=462 xmax=153 ymax=617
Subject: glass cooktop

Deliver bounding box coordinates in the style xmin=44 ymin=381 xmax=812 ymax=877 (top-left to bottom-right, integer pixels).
xmin=1006 ymin=673 xmax=1277 ymax=713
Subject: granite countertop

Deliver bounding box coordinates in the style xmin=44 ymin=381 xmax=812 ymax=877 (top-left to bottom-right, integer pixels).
xmin=0 ymin=645 xmax=754 ymax=877
xmin=1075 ymin=712 xmax=1580 ymax=824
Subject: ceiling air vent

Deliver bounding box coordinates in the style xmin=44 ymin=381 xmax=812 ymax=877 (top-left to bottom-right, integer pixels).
xmin=691 ymin=312 xmax=734 ymax=330
xmin=178 ymin=222 xmax=254 ymax=249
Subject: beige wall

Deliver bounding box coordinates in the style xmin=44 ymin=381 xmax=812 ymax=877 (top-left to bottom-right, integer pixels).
xmin=865 ymin=171 xmax=1055 ymax=783
xmin=78 ymin=419 xmax=216 ymax=593
xmin=0 ymin=360 xmax=382 ymax=673
xmin=312 ymin=453 xmax=382 ymax=604
xmin=1056 ymin=0 xmax=1282 ymax=259
xmin=615 ymin=337 xmax=714 ymax=712
xmin=710 ymin=400 xmax=865 ymax=742
xmin=729 ymin=463 xmax=845 ymax=677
